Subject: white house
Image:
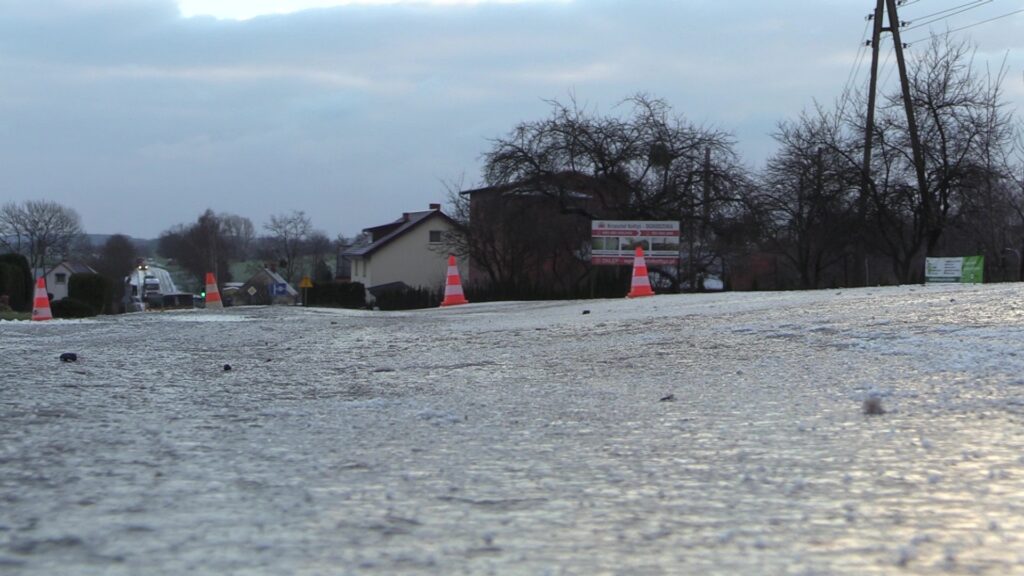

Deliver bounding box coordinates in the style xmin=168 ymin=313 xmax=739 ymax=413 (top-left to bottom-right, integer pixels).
xmin=343 ymin=204 xmax=463 ymax=301
xmin=43 ymin=261 xmax=97 ymax=301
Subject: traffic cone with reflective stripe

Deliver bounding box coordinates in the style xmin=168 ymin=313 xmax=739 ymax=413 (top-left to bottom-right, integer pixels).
xmin=440 ymin=255 xmax=468 ymax=307
xmin=626 ymin=246 xmax=655 ymax=298
xmin=31 ymin=277 xmax=53 ymax=321
xmin=204 ymin=272 xmax=223 ymax=309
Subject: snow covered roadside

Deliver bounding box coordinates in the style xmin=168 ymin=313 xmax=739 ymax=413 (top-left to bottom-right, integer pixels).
xmin=1 ymin=284 xmax=1023 ymax=574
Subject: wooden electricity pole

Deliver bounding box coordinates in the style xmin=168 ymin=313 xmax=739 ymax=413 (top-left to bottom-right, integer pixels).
xmin=859 ymin=0 xmax=885 ymax=286
xmin=885 ymin=0 xmax=930 ymax=237
xmin=859 ymin=0 xmax=928 ymax=285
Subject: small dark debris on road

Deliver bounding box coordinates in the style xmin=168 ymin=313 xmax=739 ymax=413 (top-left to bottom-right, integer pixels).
xmin=863 ymin=396 xmax=885 ymax=415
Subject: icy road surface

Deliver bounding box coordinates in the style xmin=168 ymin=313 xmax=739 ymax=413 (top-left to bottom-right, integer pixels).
xmin=2 ymin=284 xmax=1024 ymax=575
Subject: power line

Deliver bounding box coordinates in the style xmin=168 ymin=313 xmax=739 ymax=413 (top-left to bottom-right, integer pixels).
xmin=904 ymin=6 xmax=1024 ymax=44
xmin=880 ymin=41 xmax=899 ymax=90
xmin=904 ymin=0 xmax=994 ymax=31
xmin=837 ymin=15 xmax=874 ymax=119
xmin=946 ymin=7 xmax=1024 ymax=33
xmin=908 ymin=0 xmax=990 ymax=20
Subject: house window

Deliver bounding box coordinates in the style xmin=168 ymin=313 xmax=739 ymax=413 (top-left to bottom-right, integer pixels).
xmin=55 ymin=273 xmax=67 ymax=284
xmin=429 ymin=230 xmax=443 ymax=243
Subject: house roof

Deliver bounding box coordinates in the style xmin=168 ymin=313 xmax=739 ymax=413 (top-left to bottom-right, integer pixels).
xmin=46 ymin=260 xmax=97 ymax=276
xmin=343 ymin=209 xmax=456 ymax=258
xmin=460 ymin=171 xmax=625 ymax=199
xmin=241 ymin=268 xmax=298 ymax=296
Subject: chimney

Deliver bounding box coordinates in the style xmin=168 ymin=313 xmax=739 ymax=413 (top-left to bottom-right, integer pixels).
xmin=402 ymin=212 xmax=410 ymax=221
xmin=429 ymin=203 xmax=441 ymax=211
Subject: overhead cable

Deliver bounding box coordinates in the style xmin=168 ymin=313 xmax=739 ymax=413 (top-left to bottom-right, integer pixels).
xmin=904 ymin=0 xmax=995 ymax=31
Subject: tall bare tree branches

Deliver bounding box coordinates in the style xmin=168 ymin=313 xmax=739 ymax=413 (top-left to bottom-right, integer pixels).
xmin=0 ymin=200 xmax=83 ymax=271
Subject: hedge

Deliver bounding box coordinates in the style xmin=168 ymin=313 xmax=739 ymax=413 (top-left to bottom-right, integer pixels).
xmin=69 ymin=273 xmax=113 ymax=315
xmin=51 ymin=297 xmax=97 ymax=319
xmin=306 ymin=281 xmax=366 ymax=309
xmin=0 ymin=254 xmax=32 ymax=312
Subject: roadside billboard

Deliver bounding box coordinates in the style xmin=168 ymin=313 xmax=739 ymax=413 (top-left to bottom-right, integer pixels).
xmin=925 ymin=256 xmax=984 ymax=284
xmin=591 ymin=220 xmax=681 ymax=266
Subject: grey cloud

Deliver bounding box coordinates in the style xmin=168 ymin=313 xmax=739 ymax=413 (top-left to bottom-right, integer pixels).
xmin=0 ymin=0 xmax=1021 ymax=237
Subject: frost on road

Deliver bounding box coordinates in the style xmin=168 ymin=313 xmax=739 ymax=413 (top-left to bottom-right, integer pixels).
xmin=2 ymin=284 xmax=1024 ymax=574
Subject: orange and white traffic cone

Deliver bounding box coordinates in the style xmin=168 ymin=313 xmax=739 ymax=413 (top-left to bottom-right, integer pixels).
xmin=626 ymin=246 xmax=655 ymax=298
xmin=31 ymin=277 xmax=53 ymax=321
xmin=204 ymin=272 xmax=223 ymax=309
xmin=440 ymin=255 xmax=469 ymax=307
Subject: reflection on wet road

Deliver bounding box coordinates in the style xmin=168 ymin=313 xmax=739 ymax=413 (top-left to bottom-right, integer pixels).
xmin=2 ymin=284 xmax=1023 ymax=574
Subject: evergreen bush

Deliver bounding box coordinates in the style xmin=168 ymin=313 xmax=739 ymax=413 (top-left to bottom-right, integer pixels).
xmin=373 ymin=286 xmax=440 ymax=310
xmin=69 ymin=273 xmax=113 ymax=314
xmin=306 ymin=281 xmax=366 ymax=309
xmin=51 ymin=297 xmax=96 ymax=318
xmin=0 ymin=254 xmax=32 ymax=311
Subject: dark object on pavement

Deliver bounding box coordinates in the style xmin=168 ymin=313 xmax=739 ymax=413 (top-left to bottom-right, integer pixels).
xmin=223 ymin=364 xmax=232 ymax=371
xmin=582 ymin=310 xmax=591 ymax=315
xmin=863 ymin=396 xmax=885 ymax=415
xmin=60 ymin=353 xmax=78 ymax=363
xmin=660 ymin=394 xmax=675 ymax=402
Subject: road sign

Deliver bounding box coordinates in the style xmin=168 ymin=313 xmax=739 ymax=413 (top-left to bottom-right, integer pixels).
xmin=246 ymin=286 xmax=258 ymax=296
xmin=273 ymin=282 xmax=287 ymax=296
xmin=299 ymin=276 xmax=313 ymax=289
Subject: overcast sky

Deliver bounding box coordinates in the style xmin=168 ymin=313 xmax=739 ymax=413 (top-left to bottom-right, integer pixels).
xmin=2 ymin=0 xmax=1023 ymax=239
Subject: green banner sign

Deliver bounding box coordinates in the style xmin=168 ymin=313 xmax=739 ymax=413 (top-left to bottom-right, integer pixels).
xmin=925 ymin=256 xmax=984 ymax=284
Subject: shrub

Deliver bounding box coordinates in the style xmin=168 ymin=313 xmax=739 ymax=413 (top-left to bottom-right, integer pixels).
xmin=306 ymin=281 xmax=366 ymax=309
xmin=69 ymin=273 xmax=113 ymax=314
xmin=0 ymin=254 xmax=32 ymax=311
xmin=51 ymin=297 xmax=97 ymax=319
xmin=373 ymin=286 xmax=440 ymax=310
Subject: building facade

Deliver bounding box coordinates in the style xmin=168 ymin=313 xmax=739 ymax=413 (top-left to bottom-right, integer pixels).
xmin=343 ymin=204 xmax=462 ymax=301
xmin=43 ymin=261 xmax=97 ymax=301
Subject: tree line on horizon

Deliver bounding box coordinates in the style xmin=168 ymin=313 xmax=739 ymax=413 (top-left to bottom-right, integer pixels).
xmin=3 ymin=34 xmax=1023 ymax=310
xmin=0 ymin=204 xmax=354 ymax=314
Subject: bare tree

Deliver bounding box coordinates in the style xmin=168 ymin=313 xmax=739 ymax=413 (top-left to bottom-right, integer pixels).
xmin=862 ymin=35 xmax=1015 ymax=281
xmin=220 ymin=214 xmax=255 ymax=261
xmin=757 ymin=111 xmax=860 ymax=288
xmin=307 ymin=231 xmax=333 ymax=282
xmin=473 ymin=94 xmax=746 ymax=295
xmin=263 ymin=211 xmax=313 ymax=283
xmin=157 ymin=209 xmax=237 ymax=286
xmin=89 ymin=234 xmax=137 ymax=310
xmin=0 ymin=200 xmax=83 ymax=271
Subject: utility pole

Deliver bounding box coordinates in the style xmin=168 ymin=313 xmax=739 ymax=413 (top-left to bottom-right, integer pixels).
xmin=885 ymin=0 xmax=930 ymax=245
xmin=860 ymin=0 xmax=927 ymax=284
xmin=859 ymin=0 xmax=885 ymax=287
